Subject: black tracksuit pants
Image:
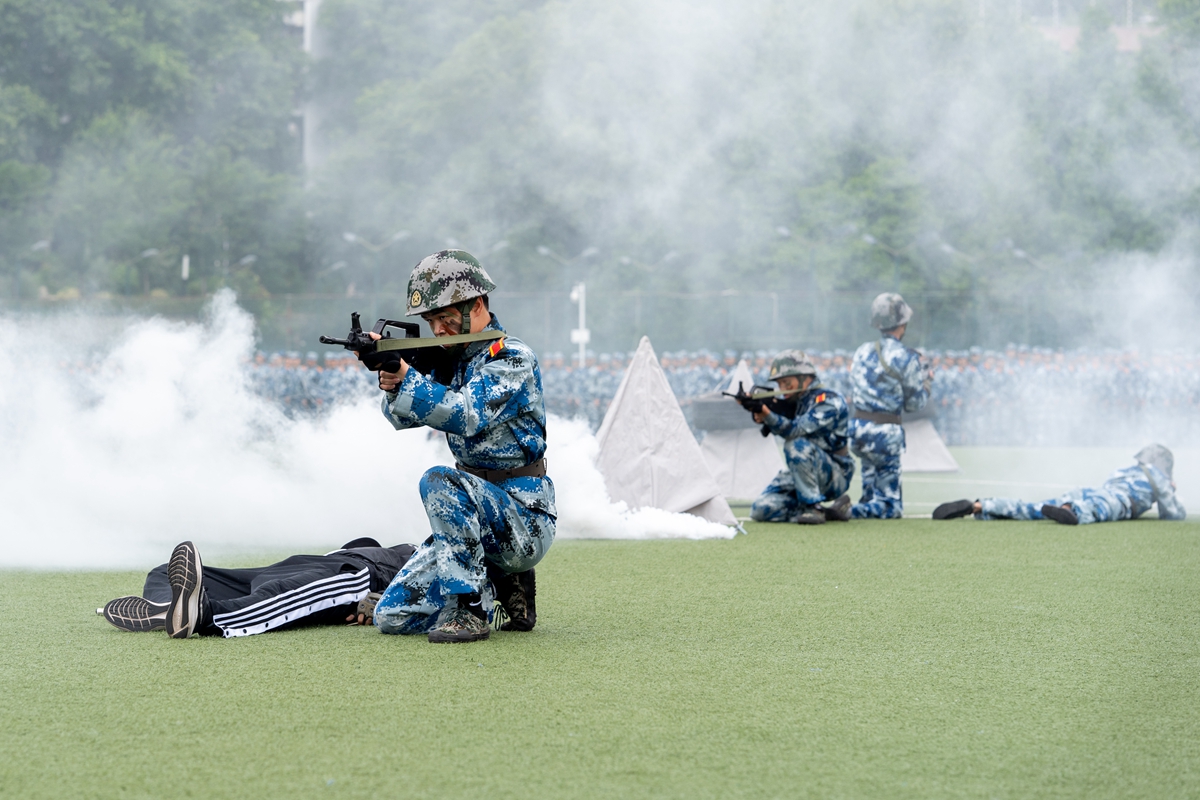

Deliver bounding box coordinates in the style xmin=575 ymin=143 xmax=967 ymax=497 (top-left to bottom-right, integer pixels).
xmin=142 ymin=545 xmax=415 ymax=638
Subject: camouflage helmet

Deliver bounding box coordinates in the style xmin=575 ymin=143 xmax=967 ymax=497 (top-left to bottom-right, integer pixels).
xmin=405 ymin=250 xmax=497 ymax=317
xmin=768 ymin=349 xmax=818 ymax=381
xmin=870 ymin=292 xmax=913 ymax=331
xmin=1134 ymin=444 xmax=1174 ymax=480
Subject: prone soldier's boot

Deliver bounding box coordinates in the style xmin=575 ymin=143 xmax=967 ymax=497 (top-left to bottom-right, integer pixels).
xmin=933 ymin=499 xmax=975 ymax=520
xmin=1040 ymin=503 xmax=1079 ymax=525
xmin=488 ymin=565 xmax=537 ymax=632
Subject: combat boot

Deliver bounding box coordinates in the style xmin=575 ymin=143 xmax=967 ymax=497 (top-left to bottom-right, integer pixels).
xmin=933 ymin=499 xmax=975 ymax=520
xmin=1041 ymin=504 xmax=1079 ymax=525
xmin=822 ymin=494 xmax=852 ymax=522
xmin=794 ymin=507 xmax=825 ymax=525
xmin=488 ymin=566 xmax=537 ymax=632
xmin=428 ymin=594 xmax=490 ymax=643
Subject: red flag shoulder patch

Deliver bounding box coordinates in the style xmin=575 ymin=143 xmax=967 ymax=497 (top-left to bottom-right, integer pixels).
xmin=487 ymin=337 xmax=507 ymax=359
xmin=815 ymin=393 xmax=827 ymax=404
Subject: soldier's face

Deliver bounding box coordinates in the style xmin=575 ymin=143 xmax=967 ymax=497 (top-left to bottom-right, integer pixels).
xmin=776 ymin=376 xmax=801 ymax=392
xmin=422 ymin=307 xmax=463 ymax=337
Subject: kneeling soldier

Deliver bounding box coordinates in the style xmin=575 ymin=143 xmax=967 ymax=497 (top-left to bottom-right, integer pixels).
xmin=750 ymin=350 xmax=854 ymax=525
xmin=370 ymin=251 xmax=554 ymax=643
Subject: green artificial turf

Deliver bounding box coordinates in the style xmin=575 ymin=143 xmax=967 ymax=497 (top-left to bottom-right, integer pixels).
xmin=3 ymin=519 xmax=1199 ymax=799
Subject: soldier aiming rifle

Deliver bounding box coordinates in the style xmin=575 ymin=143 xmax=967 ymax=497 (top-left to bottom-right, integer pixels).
xmin=730 ymin=350 xmax=854 ymax=525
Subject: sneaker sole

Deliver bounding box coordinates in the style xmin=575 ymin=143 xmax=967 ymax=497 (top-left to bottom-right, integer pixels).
xmin=103 ymin=596 xmax=169 ymax=632
xmin=933 ymin=499 xmax=975 ymax=520
xmin=166 ymin=541 xmax=203 ymax=639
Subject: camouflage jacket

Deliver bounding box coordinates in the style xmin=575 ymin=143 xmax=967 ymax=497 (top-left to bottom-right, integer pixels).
xmin=763 ymin=383 xmax=850 ymax=453
xmin=1104 ymin=463 xmax=1186 ymax=520
xmin=381 ymin=314 xmax=555 ymax=516
xmin=850 ymin=335 xmax=930 ymax=416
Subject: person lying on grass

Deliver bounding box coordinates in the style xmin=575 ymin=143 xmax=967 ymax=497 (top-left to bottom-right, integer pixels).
xmin=932 ymin=444 xmax=1186 ymax=526
xmin=100 ymin=538 xmax=417 ymax=638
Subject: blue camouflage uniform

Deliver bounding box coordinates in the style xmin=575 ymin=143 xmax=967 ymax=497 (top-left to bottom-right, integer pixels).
xmin=977 ymin=462 xmax=1186 ymax=524
xmin=373 ymin=314 xmax=556 ymax=634
xmin=849 ymin=336 xmax=930 ymax=519
xmin=751 ymin=384 xmax=854 ymax=522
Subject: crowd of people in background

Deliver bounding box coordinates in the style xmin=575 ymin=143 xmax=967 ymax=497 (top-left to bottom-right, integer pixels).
xmin=243 ymin=346 xmax=1200 ymax=447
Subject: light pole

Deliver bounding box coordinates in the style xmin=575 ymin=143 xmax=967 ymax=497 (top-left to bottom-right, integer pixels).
xmin=569 ymin=282 xmax=589 ymax=367
xmin=536 ymin=245 xmax=598 ymax=361
xmin=343 ymin=229 xmax=410 ymax=320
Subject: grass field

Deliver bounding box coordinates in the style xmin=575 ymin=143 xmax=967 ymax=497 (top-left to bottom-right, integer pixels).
xmin=3 ymin=514 xmax=1199 ymax=799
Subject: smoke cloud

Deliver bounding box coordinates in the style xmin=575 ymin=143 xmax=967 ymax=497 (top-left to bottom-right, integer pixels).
xmin=0 ymin=292 xmax=730 ymax=570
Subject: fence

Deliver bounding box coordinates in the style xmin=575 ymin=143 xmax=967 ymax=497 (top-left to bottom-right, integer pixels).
xmin=0 ymin=287 xmax=1114 ymax=355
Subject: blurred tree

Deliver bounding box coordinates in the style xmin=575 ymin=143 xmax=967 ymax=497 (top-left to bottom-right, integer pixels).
xmin=0 ymin=0 xmax=305 ymax=298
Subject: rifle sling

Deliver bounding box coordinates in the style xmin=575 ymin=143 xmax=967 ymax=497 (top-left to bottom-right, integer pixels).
xmin=375 ymin=330 xmax=504 ymax=352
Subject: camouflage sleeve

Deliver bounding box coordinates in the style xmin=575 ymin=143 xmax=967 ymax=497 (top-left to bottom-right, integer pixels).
xmin=380 ymin=391 xmax=425 ymax=431
xmin=385 ymin=351 xmax=531 ymax=437
xmin=765 ymin=398 xmax=842 ymax=441
xmin=1146 ymin=466 xmax=1187 ymax=520
xmin=899 ymin=350 xmax=930 ymax=413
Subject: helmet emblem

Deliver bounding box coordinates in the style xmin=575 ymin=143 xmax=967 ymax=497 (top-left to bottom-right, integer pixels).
xmin=410 ymin=290 xmax=422 ymax=308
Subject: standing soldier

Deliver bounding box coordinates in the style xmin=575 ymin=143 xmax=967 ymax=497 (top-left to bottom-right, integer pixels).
xmin=370 ymin=250 xmax=554 ymax=643
xmin=749 ymin=350 xmax=854 ymax=525
xmin=848 ymin=293 xmax=932 ymax=519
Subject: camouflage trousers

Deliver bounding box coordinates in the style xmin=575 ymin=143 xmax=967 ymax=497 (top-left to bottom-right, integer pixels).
xmin=978 ymin=488 xmax=1123 ymax=525
xmin=374 ymin=466 xmax=555 ymax=635
xmin=751 ymin=439 xmax=854 ymax=522
xmin=849 ymin=420 xmax=905 ymax=519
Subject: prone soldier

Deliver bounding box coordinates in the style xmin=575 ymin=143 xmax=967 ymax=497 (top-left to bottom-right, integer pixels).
xmin=745 ymin=350 xmax=854 ymax=525
xmin=848 ymin=293 xmax=932 ymax=519
xmin=933 ymin=444 xmax=1186 ymax=525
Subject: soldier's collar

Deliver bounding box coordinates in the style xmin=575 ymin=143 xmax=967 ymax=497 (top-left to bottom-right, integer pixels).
xmin=462 ymin=314 xmax=505 ymax=358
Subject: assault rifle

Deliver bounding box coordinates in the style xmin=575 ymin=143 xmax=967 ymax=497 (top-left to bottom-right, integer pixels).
xmin=319 ymin=312 xmax=504 ymax=384
xmin=722 ymin=381 xmax=801 ymax=437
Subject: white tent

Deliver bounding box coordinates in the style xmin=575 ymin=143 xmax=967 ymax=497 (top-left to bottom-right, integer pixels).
xmin=596 ymin=337 xmax=739 ymax=526
xmin=697 ymin=360 xmax=785 ymax=500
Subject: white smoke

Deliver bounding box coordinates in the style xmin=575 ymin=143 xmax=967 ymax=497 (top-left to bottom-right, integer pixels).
xmin=0 ymin=292 xmax=730 ymax=570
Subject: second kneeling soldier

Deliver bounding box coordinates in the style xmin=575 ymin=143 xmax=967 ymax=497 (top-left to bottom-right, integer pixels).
xmin=750 ymin=350 xmax=854 ymax=525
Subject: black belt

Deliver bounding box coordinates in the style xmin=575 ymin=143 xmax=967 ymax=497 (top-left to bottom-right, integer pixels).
xmin=831 ymin=447 xmax=850 ymax=457
xmin=456 ymin=458 xmax=547 ymax=483
xmin=853 ymin=409 xmax=902 ymax=425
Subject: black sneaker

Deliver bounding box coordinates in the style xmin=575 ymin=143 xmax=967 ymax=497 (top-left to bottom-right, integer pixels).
xmin=428 ymin=607 xmax=491 ymax=643
xmin=822 ymin=494 xmax=852 ymax=522
xmin=1041 ymin=504 xmax=1079 ymax=525
xmin=489 ymin=567 xmax=537 ymax=632
xmin=102 ymin=596 xmax=169 ymax=632
xmin=166 ymin=541 xmax=204 ymax=639
xmin=933 ymin=499 xmax=975 ymax=520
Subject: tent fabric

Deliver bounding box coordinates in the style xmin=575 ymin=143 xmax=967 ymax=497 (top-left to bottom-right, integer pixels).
xmin=900 ymin=417 xmax=960 ymax=472
xmin=696 ymin=360 xmax=785 ymax=500
xmin=700 ymin=429 xmax=784 ymax=500
xmin=596 ymin=337 xmax=738 ymax=526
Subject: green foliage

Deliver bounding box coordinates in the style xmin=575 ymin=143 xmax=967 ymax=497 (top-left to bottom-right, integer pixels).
xmin=3 ymin=0 xmax=1200 ymax=344
xmin=0 ymin=0 xmax=304 ymax=298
